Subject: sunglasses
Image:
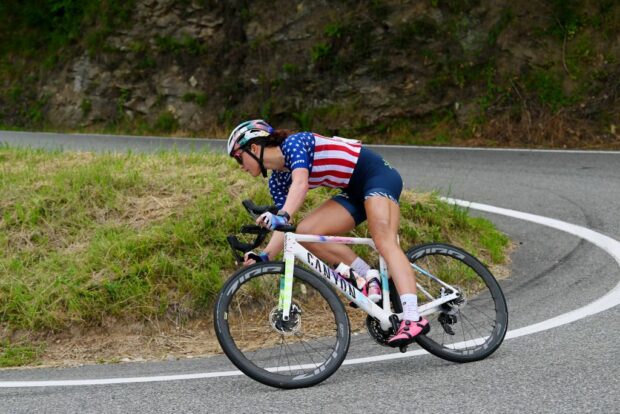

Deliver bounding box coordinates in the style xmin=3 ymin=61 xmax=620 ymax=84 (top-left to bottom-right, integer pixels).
xmin=232 ymin=148 xmax=244 ymax=164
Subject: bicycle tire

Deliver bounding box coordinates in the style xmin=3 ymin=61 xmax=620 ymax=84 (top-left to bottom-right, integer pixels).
xmin=214 ymin=262 xmax=350 ymax=389
xmin=406 ymin=243 xmax=508 ymax=363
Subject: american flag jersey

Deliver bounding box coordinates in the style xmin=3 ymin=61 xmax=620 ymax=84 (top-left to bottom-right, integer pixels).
xmin=268 ymin=132 xmax=362 ymax=209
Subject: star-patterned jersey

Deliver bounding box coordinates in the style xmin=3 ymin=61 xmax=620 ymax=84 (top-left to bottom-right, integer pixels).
xmin=268 ymin=132 xmax=362 ymax=209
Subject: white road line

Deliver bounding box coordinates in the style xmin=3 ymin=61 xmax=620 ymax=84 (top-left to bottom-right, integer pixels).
xmin=2 ymin=132 xmax=619 ymax=154
xmin=1 ymin=199 xmax=619 ymax=388
xmin=443 ymin=198 xmax=620 ymax=340
xmin=370 ymin=144 xmax=620 ymax=155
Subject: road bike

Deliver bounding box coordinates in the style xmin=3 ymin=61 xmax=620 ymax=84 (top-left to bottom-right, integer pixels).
xmin=214 ymin=200 xmax=508 ymax=389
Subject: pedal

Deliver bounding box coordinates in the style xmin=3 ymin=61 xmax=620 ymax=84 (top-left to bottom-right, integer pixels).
xmin=438 ymin=312 xmax=457 ymax=336
xmin=389 ymin=314 xmax=400 ymax=332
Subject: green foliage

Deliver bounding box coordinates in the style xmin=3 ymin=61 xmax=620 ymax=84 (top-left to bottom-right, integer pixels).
xmin=399 ymin=192 xmax=509 ymax=266
xmin=393 ymin=18 xmax=439 ymax=49
xmin=8 ymin=86 xmax=24 ymax=103
xmin=369 ymin=0 xmax=390 ymax=20
xmin=293 ymin=111 xmax=313 ymax=130
xmin=0 ymin=340 xmax=43 ymax=367
xmin=525 ymin=69 xmax=575 ymax=111
xmin=137 ymin=56 xmax=157 ymax=70
xmin=431 ymin=0 xmax=481 ymax=13
xmin=311 ymin=43 xmax=332 ymax=63
xmin=218 ymin=108 xmax=236 ymax=127
xmin=1 ymin=0 xmax=618 ymax=146
xmin=26 ymin=98 xmax=47 ymax=124
xmin=0 ymin=0 xmax=136 ymax=57
xmin=546 ymin=0 xmax=582 ymax=39
xmin=154 ymin=111 xmax=179 ymax=133
xmin=309 ymin=14 xmax=382 ymax=74
xmin=0 ymin=147 xmax=509 ymax=335
xmin=218 ymin=79 xmax=245 ymax=105
xmin=116 ymin=88 xmax=131 ymax=119
xmin=488 ymin=8 xmax=513 ymax=45
xmin=155 ymin=35 xmax=208 ymax=56
xmin=477 ymin=62 xmax=506 ymax=110
xmin=324 ymin=22 xmax=344 ymax=38
xmin=259 ymin=100 xmax=273 ymax=120
xmin=282 ymin=63 xmax=300 ymax=75
xmin=183 ymin=93 xmax=208 ymax=106
xmin=80 ymin=98 xmax=92 ymax=117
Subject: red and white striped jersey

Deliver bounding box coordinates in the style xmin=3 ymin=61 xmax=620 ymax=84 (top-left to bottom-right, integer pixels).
xmin=268 ymin=132 xmax=362 ymax=209
xmin=309 ymin=133 xmax=361 ymax=188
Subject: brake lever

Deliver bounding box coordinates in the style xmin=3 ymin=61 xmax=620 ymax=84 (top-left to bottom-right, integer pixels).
xmin=227 ymin=225 xmax=270 ymax=266
xmin=246 ymin=252 xmax=263 ymax=262
xmin=226 ymin=236 xmax=245 ymax=265
xmin=242 ymin=199 xmax=279 ymax=219
xmin=228 ymin=200 xmax=296 ymax=266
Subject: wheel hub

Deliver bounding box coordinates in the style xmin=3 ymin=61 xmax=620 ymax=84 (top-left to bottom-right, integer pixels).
xmin=269 ymin=304 xmax=302 ymax=335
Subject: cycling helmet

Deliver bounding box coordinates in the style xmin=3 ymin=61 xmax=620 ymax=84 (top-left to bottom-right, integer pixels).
xmin=227 ymin=119 xmax=274 ymax=156
xmin=227 ymin=119 xmax=274 ymax=178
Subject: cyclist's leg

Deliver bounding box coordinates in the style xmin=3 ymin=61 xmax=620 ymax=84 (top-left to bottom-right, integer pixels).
xmin=364 ymin=195 xmax=417 ymax=295
xmin=296 ymin=199 xmax=358 ymax=266
xmin=365 ymin=195 xmax=431 ymax=341
xmin=354 ymin=148 xmax=415 ymax=295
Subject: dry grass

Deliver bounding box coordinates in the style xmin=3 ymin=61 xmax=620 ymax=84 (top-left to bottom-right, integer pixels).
xmin=0 ymin=147 xmax=512 ymax=368
xmin=467 ymin=112 xmax=620 ymax=149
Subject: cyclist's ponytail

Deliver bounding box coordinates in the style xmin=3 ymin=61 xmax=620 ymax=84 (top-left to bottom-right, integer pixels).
xmin=255 ymin=129 xmax=293 ymax=147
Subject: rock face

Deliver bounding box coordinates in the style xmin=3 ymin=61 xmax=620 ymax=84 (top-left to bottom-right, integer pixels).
xmin=8 ymin=0 xmax=620 ymax=140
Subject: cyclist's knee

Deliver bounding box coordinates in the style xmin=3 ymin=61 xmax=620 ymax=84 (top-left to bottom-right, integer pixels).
xmin=369 ymin=215 xmax=391 ymax=231
xmin=296 ymin=219 xmax=314 ymax=235
xmin=372 ymin=233 xmax=399 ymax=255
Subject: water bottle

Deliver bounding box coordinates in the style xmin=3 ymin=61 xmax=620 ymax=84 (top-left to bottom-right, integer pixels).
xmin=335 ymin=262 xmax=366 ymax=290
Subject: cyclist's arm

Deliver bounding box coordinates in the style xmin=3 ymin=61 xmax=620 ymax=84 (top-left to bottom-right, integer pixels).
xmin=280 ymin=168 xmax=309 ymax=218
xmin=260 ymin=231 xmax=284 ymax=261
xmin=261 ymin=168 xmax=309 ymax=260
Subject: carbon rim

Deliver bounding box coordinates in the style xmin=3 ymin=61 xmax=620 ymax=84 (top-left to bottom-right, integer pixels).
xmin=408 ymin=244 xmax=508 ymax=362
xmin=214 ymin=263 xmax=350 ymax=388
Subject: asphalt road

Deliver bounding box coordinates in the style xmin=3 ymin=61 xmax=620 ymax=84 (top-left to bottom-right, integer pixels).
xmin=1 ymin=131 xmax=619 ymax=413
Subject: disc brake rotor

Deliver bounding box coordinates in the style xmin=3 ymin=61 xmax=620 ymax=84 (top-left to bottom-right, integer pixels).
xmin=269 ymin=303 xmax=302 ymax=335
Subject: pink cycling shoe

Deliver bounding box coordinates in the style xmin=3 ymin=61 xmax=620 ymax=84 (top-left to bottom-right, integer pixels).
xmin=387 ymin=318 xmax=430 ymax=347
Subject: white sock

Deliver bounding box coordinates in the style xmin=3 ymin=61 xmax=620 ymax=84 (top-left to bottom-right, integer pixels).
xmin=351 ymin=257 xmax=371 ymax=278
xmin=400 ymin=294 xmax=420 ymax=321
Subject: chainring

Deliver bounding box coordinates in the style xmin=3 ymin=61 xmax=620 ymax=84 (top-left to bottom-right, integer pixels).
xmin=365 ymin=316 xmax=393 ymax=347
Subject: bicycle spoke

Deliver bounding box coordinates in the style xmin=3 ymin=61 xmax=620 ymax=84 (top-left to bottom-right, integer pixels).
xmin=295 ymin=333 xmax=332 ymax=363
xmin=216 ymin=264 xmax=349 ymax=387
xmin=297 ymin=338 xmax=321 ymax=370
xmin=408 ymin=243 xmax=508 ymax=362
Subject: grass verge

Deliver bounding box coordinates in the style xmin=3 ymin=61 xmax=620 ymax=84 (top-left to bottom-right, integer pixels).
xmin=0 ymin=340 xmax=42 ymax=368
xmin=0 ymin=145 xmax=510 ymax=367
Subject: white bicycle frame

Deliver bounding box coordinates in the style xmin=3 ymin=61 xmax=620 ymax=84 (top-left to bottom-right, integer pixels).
xmin=279 ymin=232 xmax=461 ymax=331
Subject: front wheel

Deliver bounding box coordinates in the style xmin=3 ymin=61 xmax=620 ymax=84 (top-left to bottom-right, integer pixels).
xmin=214 ymin=262 xmax=350 ymax=389
xmin=407 ymin=243 xmax=508 ymax=363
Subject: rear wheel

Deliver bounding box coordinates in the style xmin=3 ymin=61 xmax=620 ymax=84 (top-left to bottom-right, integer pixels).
xmin=214 ymin=262 xmax=350 ymax=389
xmin=406 ymin=243 xmax=508 ymax=363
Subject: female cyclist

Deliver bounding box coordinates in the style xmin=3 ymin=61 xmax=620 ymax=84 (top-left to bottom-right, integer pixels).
xmin=227 ymin=119 xmax=428 ymax=346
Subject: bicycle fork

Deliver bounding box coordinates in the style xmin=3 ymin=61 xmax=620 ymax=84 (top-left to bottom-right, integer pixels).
xmin=278 ymin=235 xmax=296 ymax=321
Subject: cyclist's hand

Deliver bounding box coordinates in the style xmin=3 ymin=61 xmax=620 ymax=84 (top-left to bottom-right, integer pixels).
xmin=257 ymin=212 xmax=288 ymax=230
xmin=243 ymin=251 xmax=269 ymax=266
